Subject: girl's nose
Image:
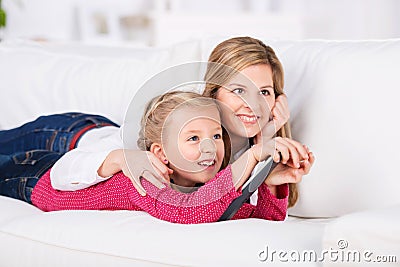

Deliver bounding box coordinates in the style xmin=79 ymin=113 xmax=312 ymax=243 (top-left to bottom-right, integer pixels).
xmin=199 ymin=138 xmax=216 ymax=154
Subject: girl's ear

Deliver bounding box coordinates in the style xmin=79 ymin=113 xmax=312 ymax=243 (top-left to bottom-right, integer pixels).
xmin=150 ymin=143 xmax=168 ymax=164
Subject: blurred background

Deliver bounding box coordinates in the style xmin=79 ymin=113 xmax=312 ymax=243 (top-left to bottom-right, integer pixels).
xmin=1 ymin=0 xmax=400 ymax=47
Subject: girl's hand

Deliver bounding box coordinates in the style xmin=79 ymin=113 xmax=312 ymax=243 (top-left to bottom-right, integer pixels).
xmin=251 ymin=137 xmax=309 ymax=169
xmin=265 ymin=145 xmax=315 ymax=187
xmin=98 ymin=149 xmax=173 ymax=196
xmin=254 ymin=94 xmax=290 ymax=144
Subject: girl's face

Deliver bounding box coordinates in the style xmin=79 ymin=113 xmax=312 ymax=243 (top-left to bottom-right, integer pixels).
xmin=163 ymin=105 xmax=224 ymax=187
xmin=216 ymin=64 xmax=275 ymax=140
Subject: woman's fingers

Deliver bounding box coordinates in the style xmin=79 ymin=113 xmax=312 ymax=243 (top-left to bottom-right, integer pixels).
xmin=126 ymin=170 xmax=166 ymax=197
xmin=149 ymin=154 xmax=173 ymax=183
xmin=127 ymin=173 xmax=147 ymax=196
xmin=301 ymin=149 xmax=315 ymax=175
xmin=122 ymin=150 xmax=172 ymax=196
xmin=141 ymin=170 xmax=167 ymax=190
xmin=272 ymin=95 xmax=290 ymax=129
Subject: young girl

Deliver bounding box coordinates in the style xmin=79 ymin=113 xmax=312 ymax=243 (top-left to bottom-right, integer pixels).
xmin=32 ymin=91 xmax=293 ymax=224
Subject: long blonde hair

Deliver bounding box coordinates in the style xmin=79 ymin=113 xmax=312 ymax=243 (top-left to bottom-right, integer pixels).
xmin=202 ymin=36 xmax=298 ymax=207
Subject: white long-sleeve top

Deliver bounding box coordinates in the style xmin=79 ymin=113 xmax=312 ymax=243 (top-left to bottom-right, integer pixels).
xmin=50 ymin=126 xmax=128 ymax=191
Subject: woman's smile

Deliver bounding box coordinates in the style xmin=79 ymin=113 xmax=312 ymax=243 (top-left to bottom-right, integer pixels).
xmin=236 ymin=114 xmax=260 ymax=124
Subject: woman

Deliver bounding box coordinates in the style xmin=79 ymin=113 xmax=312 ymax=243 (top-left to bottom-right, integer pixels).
xmin=202 ymin=36 xmax=312 ymax=206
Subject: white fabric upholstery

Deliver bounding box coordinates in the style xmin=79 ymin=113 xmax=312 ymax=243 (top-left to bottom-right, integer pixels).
xmin=322 ymin=204 xmax=400 ymax=267
xmin=0 ymin=197 xmax=327 ymax=267
xmin=1 ymin=38 xmax=399 ymax=266
xmin=275 ymin=39 xmax=400 ymax=218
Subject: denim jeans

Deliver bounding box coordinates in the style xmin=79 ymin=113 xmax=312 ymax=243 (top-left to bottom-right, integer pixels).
xmin=0 ymin=112 xmax=118 ymax=203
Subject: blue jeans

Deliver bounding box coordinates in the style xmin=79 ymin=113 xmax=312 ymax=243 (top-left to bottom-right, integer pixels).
xmin=0 ymin=112 xmax=119 ymax=204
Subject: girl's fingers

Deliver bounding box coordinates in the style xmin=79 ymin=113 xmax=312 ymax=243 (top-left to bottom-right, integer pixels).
xmin=285 ymin=139 xmax=309 ymax=161
xmin=275 ymin=138 xmax=301 ymax=167
xmin=274 ymin=141 xmax=290 ymax=164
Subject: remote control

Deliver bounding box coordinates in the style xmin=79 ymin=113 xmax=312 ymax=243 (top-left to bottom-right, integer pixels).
xmin=218 ymin=156 xmax=278 ymax=221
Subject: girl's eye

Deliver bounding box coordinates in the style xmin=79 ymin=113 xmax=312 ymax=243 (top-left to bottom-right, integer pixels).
xmin=232 ymin=88 xmax=245 ymax=95
xmin=260 ymin=89 xmax=271 ymax=96
xmin=187 ymin=136 xmax=199 ymax=141
xmin=213 ymin=134 xmax=222 ymax=140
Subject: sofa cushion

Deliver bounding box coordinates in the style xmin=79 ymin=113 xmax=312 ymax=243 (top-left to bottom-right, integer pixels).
xmin=274 ymin=39 xmax=400 ymax=217
xmin=0 ymin=197 xmax=328 ymax=267
xmin=0 ymin=39 xmax=202 ymax=130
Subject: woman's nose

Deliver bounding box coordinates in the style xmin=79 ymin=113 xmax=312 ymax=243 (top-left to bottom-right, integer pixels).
xmin=199 ymin=138 xmax=216 ymax=154
xmin=242 ymin=93 xmax=271 ymax=114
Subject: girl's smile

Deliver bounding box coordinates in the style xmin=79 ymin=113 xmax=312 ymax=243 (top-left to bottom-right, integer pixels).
xmin=161 ymin=105 xmax=225 ymax=187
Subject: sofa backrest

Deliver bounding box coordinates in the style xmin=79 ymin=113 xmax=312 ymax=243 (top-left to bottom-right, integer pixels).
xmin=1 ymin=37 xmax=399 ymax=218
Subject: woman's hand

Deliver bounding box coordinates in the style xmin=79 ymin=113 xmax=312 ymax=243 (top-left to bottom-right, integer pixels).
xmin=254 ymin=94 xmax=290 ymax=144
xmin=265 ymin=145 xmax=315 ymax=187
xmin=98 ymin=149 xmax=173 ymax=196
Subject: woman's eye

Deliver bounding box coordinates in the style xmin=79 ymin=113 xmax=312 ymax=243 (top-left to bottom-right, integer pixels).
xmin=260 ymin=89 xmax=271 ymax=96
xmin=213 ymin=134 xmax=222 ymax=140
xmin=187 ymin=136 xmax=199 ymax=141
xmin=232 ymin=88 xmax=245 ymax=95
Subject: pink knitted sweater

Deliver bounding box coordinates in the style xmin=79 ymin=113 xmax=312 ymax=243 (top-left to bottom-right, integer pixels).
xmin=32 ymin=166 xmax=288 ymax=224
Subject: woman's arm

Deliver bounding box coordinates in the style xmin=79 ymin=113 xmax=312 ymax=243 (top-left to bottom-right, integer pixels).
xmin=50 ymin=128 xmax=123 ymax=191
xmin=51 ymin=131 xmax=170 ymax=194
xmin=51 ymin=149 xmax=118 ymax=191
xmin=98 ymin=149 xmax=172 ymax=196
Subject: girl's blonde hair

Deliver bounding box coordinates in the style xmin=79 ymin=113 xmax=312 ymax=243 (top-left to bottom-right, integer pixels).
xmin=137 ymin=90 xmax=231 ymax=168
xmin=202 ymin=36 xmax=298 ymax=207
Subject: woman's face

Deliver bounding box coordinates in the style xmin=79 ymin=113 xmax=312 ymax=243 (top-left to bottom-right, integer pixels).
xmin=163 ymin=105 xmax=224 ymax=187
xmin=216 ymin=64 xmax=276 ymax=140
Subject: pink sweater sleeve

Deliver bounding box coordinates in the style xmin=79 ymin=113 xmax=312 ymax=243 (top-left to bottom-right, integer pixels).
xmin=231 ymin=183 xmax=289 ymax=221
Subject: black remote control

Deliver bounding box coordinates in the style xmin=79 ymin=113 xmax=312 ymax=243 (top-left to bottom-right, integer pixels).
xmin=218 ymin=156 xmax=278 ymax=221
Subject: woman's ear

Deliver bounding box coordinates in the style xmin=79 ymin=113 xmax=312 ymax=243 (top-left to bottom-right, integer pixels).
xmin=150 ymin=143 xmax=168 ymax=164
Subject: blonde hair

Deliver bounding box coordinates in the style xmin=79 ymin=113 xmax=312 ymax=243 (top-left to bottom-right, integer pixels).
xmin=202 ymin=36 xmax=298 ymax=207
xmin=137 ymin=91 xmax=230 ymax=167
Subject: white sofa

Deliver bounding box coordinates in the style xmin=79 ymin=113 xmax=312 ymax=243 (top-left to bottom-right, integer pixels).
xmin=0 ymin=37 xmax=399 ymax=267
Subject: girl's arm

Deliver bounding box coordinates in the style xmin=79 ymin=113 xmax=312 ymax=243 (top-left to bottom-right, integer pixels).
xmin=34 ymin=166 xmax=242 ymax=224
xmin=231 ymin=183 xmax=289 ymax=221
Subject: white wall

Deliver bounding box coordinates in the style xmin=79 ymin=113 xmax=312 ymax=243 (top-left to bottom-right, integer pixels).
xmin=2 ymin=0 xmax=400 ymax=46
